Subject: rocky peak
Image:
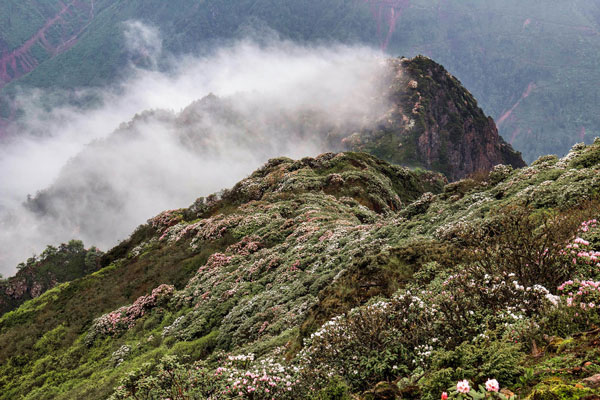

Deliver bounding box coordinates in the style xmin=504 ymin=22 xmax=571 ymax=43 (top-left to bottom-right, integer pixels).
xmin=345 ymin=55 xmax=526 ymax=181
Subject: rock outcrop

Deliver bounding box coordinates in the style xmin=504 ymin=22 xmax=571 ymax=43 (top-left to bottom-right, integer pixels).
xmin=346 ymin=56 xmax=526 ymax=180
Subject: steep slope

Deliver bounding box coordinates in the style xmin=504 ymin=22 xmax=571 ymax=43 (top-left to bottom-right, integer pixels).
xmin=0 ymin=152 xmax=444 ymax=399
xmin=1 ymin=141 xmax=600 ymax=399
xmin=0 ymin=0 xmax=104 ymax=89
xmin=17 ymin=55 xmax=513 ymax=277
xmin=345 ymin=56 xmax=525 ymax=180
xmin=0 ymin=0 xmax=374 ymax=93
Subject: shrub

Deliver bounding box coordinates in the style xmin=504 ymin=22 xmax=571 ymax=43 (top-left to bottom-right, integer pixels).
xmin=86 ymin=284 xmax=175 ymax=344
xmin=297 ymin=262 xmax=557 ymax=394
xmin=109 ymin=353 xmax=300 ymax=400
xmin=420 ymin=341 xmax=523 ymax=400
xmin=454 ymin=205 xmax=596 ymax=290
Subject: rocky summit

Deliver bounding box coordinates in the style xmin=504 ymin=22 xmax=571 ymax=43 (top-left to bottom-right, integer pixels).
xmin=345 ymin=56 xmax=526 ymax=181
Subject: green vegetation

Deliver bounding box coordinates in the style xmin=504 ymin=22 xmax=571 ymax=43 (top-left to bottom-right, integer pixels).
xmin=0 ymin=240 xmax=102 ymax=316
xmin=349 ymin=56 xmax=524 ymax=180
xmin=0 ymin=143 xmax=599 ymax=398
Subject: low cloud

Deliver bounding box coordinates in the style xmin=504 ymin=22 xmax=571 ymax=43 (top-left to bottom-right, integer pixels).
xmin=123 ymin=20 xmax=163 ymax=68
xmin=0 ymin=22 xmax=388 ymax=276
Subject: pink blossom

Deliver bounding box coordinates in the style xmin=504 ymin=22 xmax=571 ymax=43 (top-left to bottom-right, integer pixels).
xmin=485 ymin=378 xmax=500 ymax=392
xmin=456 ymin=380 xmax=470 ymax=393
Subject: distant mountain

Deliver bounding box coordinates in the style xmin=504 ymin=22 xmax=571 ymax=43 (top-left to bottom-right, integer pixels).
xmin=2 ymin=0 xmax=600 ymax=161
xmin=21 ymin=56 xmax=521 ymax=262
xmin=0 ymin=0 xmax=98 ymax=90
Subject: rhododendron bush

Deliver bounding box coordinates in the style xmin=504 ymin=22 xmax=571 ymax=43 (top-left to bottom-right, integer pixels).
xmin=103 ymin=212 xmax=600 ymax=399
xmin=5 ymin=148 xmax=600 ymax=400
xmin=110 ymin=353 xmax=300 ymax=400
xmin=453 ymin=205 xmax=598 ymax=289
xmin=86 ymin=284 xmax=175 ymax=343
xmin=443 ymin=378 xmax=513 ymax=399
xmin=296 ymin=261 xmax=558 ymax=394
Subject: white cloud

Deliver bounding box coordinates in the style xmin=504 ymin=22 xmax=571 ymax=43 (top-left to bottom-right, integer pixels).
xmin=0 ymin=25 xmax=387 ymax=276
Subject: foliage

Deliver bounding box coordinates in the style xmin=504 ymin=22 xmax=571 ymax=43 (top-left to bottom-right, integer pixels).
xmin=451 ymin=205 xmax=596 ymax=289
xmin=422 ymin=341 xmax=523 ymax=399
xmin=3 ymin=1 xmax=600 ymax=164
xmin=0 ymin=145 xmax=599 ymax=399
xmin=0 ymin=240 xmax=103 ymax=316
xmin=110 ymin=353 xmax=299 ymax=400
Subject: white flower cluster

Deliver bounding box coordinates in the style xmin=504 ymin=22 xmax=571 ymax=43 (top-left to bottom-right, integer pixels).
xmin=111 ymin=345 xmax=131 ymax=366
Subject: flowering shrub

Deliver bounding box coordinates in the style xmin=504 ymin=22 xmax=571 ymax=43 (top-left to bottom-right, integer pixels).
xmin=110 ymin=353 xmax=299 ymax=400
xmin=443 ymin=378 xmax=513 ymax=399
xmin=559 ymin=219 xmax=600 ymax=278
xmin=215 ymin=353 xmax=298 ymax=399
xmin=298 ymin=294 xmax=437 ymax=391
xmin=110 ymin=355 xmax=221 ymax=400
xmin=298 ymin=261 xmax=555 ymax=394
xmin=148 ymin=209 xmax=184 ymax=231
xmin=556 ymin=280 xmax=600 ymax=327
xmin=111 ymin=345 xmax=131 ymax=366
xmin=454 ymin=206 xmax=594 ymax=289
xmin=427 ymin=270 xmax=554 ymax=343
xmin=86 ymin=284 xmax=174 ymax=343
xmin=420 ymin=338 xmax=523 ymax=400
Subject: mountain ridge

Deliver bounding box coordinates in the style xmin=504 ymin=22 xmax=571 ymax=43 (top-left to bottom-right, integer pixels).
xmin=16 ymin=55 xmax=523 ymax=272
xmin=346 ymin=56 xmax=525 ymax=180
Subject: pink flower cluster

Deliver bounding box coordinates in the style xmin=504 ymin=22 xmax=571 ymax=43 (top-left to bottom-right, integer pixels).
xmin=456 ymin=380 xmax=470 ymax=393
xmin=198 ymin=253 xmax=234 ymax=273
xmin=94 ymin=284 xmax=174 ymax=335
xmin=559 ymin=219 xmax=600 ymax=267
xmin=445 ymin=378 xmax=500 ymax=398
xmin=158 ymin=214 xmax=244 ymax=244
xmin=485 ymin=378 xmax=500 ymax=392
xmin=564 ymin=238 xmax=600 ymax=266
xmin=226 ymin=236 xmax=262 ymax=256
xmin=213 ymin=354 xmax=297 ymax=399
xmin=558 ymin=280 xmax=600 ymax=310
xmin=580 ymin=219 xmax=598 ymax=233
xmin=148 ymin=210 xmax=183 ymax=231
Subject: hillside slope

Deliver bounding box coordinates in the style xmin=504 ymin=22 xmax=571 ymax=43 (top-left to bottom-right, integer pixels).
xmin=17 ymin=55 xmax=522 ymax=274
xmin=0 ymin=152 xmax=445 ymax=399
xmin=0 ymin=0 xmax=107 ymax=90
xmin=1 ymin=141 xmax=600 ymax=399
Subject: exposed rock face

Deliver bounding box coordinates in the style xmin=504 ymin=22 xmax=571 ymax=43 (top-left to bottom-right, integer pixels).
xmin=347 ymin=56 xmax=526 ymax=181
xmin=0 ymin=240 xmax=102 ymax=316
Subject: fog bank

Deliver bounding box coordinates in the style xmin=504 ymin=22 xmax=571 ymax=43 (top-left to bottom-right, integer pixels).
xmin=0 ymin=29 xmax=388 ymax=276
